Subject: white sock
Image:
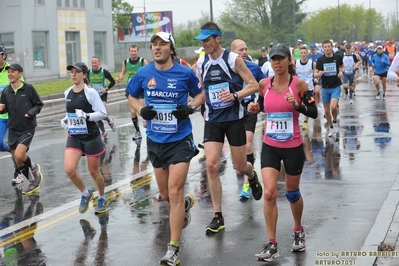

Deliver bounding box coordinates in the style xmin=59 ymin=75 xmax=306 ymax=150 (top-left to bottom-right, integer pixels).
xmin=82 ymin=188 xmax=90 ymax=196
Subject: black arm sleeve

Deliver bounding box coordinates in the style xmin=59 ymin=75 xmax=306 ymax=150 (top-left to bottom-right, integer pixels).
xmin=295 ymin=91 xmax=317 ymax=119
xmin=104 ymin=69 xmax=115 ymax=90
xmin=257 ymin=96 xmax=264 ymax=112
xmin=295 ymin=104 xmax=318 ymax=119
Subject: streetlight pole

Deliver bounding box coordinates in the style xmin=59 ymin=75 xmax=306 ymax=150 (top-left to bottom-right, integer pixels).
xmin=338 ymin=0 xmax=341 ymax=43
xmin=293 ymin=0 xmax=297 ymax=45
xmin=369 ymin=0 xmax=372 ymax=41
xmin=144 ymin=0 xmax=147 ymax=50
xmin=210 ymin=0 xmax=213 ymax=22
xmin=396 ymin=0 xmax=398 ymax=39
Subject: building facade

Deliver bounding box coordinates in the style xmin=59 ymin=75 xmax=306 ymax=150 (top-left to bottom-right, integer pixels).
xmin=0 ymin=0 xmax=115 ymax=81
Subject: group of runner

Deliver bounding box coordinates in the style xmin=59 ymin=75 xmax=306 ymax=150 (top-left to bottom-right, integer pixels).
xmin=3 ymin=22 xmax=399 ymax=265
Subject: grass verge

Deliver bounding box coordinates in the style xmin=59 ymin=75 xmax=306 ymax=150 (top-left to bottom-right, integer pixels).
xmin=32 ymin=73 xmax=121 ymax=96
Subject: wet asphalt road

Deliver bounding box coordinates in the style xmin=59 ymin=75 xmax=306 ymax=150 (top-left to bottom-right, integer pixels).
xmin=0 ymin=79 xmax=398 ymax=265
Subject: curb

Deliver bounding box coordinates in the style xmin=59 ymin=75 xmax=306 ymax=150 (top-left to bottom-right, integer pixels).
xmin=356 ymin=172 xmax=399 ymax=265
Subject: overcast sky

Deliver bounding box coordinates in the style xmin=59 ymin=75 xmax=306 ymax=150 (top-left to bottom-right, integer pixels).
xmin=126 ymin=0 xmax=398 ymax=26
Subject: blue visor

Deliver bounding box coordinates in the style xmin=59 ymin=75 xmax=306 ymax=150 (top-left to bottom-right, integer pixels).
xmin=194 ymin=29 xmax=222 ymax=40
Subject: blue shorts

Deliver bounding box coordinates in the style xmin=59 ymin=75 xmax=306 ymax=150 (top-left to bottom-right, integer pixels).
xmin=343 ymin=74 xmax=355 ymax=86
xmin=321 ymin=86 xmax=341 ymax=104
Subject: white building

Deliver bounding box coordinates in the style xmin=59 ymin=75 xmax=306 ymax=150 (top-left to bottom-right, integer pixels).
xmin=0 ymin=0 xmax=115 ymax=81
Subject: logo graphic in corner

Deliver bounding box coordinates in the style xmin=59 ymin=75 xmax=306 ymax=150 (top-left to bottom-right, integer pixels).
xmin=147 ymin=77 xmax=157 ymax=89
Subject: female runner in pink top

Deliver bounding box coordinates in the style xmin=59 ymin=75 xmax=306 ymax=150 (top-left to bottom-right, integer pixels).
xmin=248 ymin=43 xmax=318 ymax=262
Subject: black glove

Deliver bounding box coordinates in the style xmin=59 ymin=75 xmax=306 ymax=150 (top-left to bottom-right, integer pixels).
xmin=140 ymin=106 xmax=157 ymax=120
xmin=171 ymin=105 xmax=193 ymax=120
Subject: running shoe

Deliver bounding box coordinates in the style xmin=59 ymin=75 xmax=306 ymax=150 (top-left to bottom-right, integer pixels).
xmin=79 ymin=190 xmax=94 ymax=214
xmin=108 ymin=118 xmax=117 ymax=132
xmin=12 ymin=173 xmax=24 ymax=185
xmin=239 ymin=183 xmax=251 ymax=199
xmin=292 ymin=228 xmax=306 ymax=252
xmin=159 ymin=244 xmax=180 ymax=266
xmin=94 ymin=197 xmax=109 ymax=215
xmin=80 ymin=219 xmax=96 ymax=241
xmin=205 ymin=215 xmax=225 ymax=234
xmin=132 ymin=131 xmax=142 ymax=141
xmin=383 ymin=94 xmax=386 ymax=100
xmin=249 ymin=170 xmax=263 ymax=200
xmin=255 ymin=242 xmax=279 ymax=262
xmin=343 ymin=94 xmax=347 ymax=100
xmin=301 ymin=122 xmax=308 ymax=131
xmin=376 ymin=92 xmax=381 ymax=100
xmin=183 ymin=194 xmax=194 ymax=229
xmin=23 ymin=165 xmax=43 ymax=195
xmin=332 ymin=123 xmax=339 ymax=135
xmin=328 ymin=128 xmax=334 ymax=138
xmin=349 ymin=99 xmax=354 ymax=105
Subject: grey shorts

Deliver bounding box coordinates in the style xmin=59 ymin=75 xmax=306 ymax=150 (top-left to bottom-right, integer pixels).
xmin=65 ymin=134 xmax=105 ymax=156
xmin=8 ymin=128 xmax=35 ymax=151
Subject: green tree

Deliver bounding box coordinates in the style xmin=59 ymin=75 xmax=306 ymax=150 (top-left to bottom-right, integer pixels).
xmin=174 ymin=12 xmax=211 ymax=47
xmin=112 ymin=0 xmax=134 ymax=31
xmin=219 ymin=0 xmax=307 ymax=49
xmin=299 ymin=4 xmax=384 ymax=43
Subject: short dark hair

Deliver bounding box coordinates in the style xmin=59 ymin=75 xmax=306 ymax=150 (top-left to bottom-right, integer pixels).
xmin=322 ymin=40 xmax=332 ymax=46
xmin=129 ymin=44 xmax=139 ymax=50
xmin=91 ymin=55 xmax=101 ymax=62
xmin=200 ymin=21 xmax=221 ymax=31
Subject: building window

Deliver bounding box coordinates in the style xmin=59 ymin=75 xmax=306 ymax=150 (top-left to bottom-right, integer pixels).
xmin=65 ymin=0 xmax=70 ymax=7
xmin=65 ymin=32 xmax=81 ymax=66
xmin=94 ymin=32 xmax=106 ymax=64
xmin=80 ymin=0 xmax=85 ymax=8
xmin=0 ymin=33 xmax=15 ymax=62
xmin=73 ymin=0 xmax=78 ymax=7
xmin=32 ymin=32 xmax=49 ymax=70
xmin=95 ymin=0 xmax=103 ymax=9
xmin=57 ymin=0 xmax=62 ymax=7
xmin=35 ymin=0 xmax=45 ymax=4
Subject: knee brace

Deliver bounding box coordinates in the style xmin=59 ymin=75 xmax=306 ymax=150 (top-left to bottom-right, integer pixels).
xmin=247 ymin=153 xmax=254 ymax=165
xmin=285 ymin=189 xmax=301 ymax=203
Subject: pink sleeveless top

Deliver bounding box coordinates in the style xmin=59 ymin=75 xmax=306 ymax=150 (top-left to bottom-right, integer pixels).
xmin=262 ymin=76 xmax=303 ymax=148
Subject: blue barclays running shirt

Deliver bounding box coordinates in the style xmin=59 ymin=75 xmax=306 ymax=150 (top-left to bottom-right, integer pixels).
xmin=126 ymin=61 xmax=202 ymax=143
xmin=197 ymin=50 xmax=247 ymax=123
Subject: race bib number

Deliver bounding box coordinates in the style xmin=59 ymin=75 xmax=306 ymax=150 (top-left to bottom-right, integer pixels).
xmin=67 ymin=113 xmax=88 ymax=135
xmin=208 ymin=82 xmax=233 ymax=109
xmin=150 ymin=104 xmax=178 ymax=133
xmin=265 ymin=112 xmax=294 ymax=141
xmin=323 ymin=63 xmax=337 ymax=76
xmin=298 ymin=74 xmax=313 ymax=89
xmin=361 ymin=51 xmax=365 ymax=57
xmin=92 ymin=84 xmax=103 ymax=96
xmin=344 ymin=65 xmax=353 ymax=75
